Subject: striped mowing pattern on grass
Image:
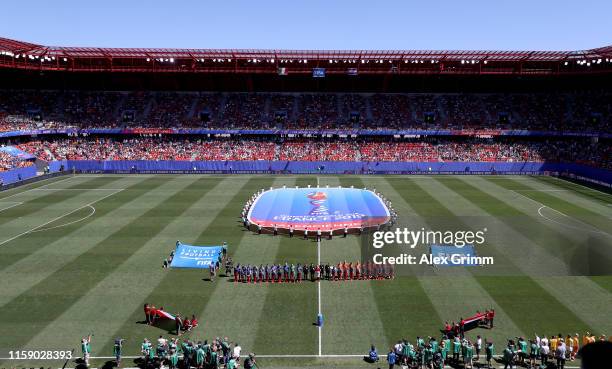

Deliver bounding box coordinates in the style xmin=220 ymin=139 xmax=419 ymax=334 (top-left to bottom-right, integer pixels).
xmin=0 ymin=174 xmax=609 ymax=368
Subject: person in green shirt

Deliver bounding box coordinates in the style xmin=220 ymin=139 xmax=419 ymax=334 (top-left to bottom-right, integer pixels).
xmin=424 ymin=344 xmax=434 ymax=365
xmin=416 ymin=336 xmax=425 ymax=349
xmin=169 ymin=350 xmax=179 ymax=369
xmin=529 ymin=339 xmax=539 ymax=368
xmin=148 ymin=343 xmax=156 ymax=362
xmin=503 ymin=341 xmax=515 ymax=369
xmin=181 ymin=340 xmax=191 ymax=368
xmin=440 ymin=339 xmax=448 ymax=363
xmin=453 ymin=338 xmax=462 ymax=363
xmin=465 ymin=343 xmax=474 ymax=369
xmin=409 ymin=342 xmax=417 ymax=361
xmin=113 ymin=338 xmax=124 ymax=367
xmin=202 ymin=340 xmax=211 ymax=366
xmin=221 ymin=338 xmax=230 ymax=364
xmin=435 ymin=351 xmax=445 ymax=369
xmin=443 ymin=337 xmax=451 ymax=364
xmin=430 ymin=337 xmax=439 ymax=353
xmin=196 ymin=344 xmax=205 ymax=368
xmin=518 ymin=337 xmax=528 ymax=366
xmin=401 ymin=340 xmax=411 ymax=365
xmin=141 ymin=339 xmax=150 ymax=363
xmin=81 ymin=335 xmax=92 ymax=367
xmin=485 ymin=340 xmax=495 ymax=369
xmin=210 ymin=350 xmax=218 ymax=369
xmin=226 ymin=357 xmax=238 ymax=369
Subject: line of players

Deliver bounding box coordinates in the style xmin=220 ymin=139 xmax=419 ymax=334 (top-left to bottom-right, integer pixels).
xmin=232 ymin=261 xmax=394 ymax=283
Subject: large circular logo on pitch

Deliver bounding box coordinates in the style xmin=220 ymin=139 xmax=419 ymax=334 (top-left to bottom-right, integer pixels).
xmin=247 ymin=187 xmax=390 ymax=231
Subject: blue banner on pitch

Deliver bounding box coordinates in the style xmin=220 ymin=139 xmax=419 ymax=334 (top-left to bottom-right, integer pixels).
xmin=170 ymin=243 xmax=224 ymax=269
xmin=430 ymin=245 xmax=479 ymax=267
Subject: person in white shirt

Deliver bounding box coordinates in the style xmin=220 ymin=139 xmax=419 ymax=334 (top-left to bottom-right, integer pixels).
xmin=556 ymin=340 xmax=567 ymax=369
xmin=541 ymin=336 xmax=549 ymax=349
xmin=233 ymin=342 xmax=242 ymax=361
xmin=394 ymin=341 xmax=403 ymax=356
xmin=540 ymin=343 xmax=550 ymax=366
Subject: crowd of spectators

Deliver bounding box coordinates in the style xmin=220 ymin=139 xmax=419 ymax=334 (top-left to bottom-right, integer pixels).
xmin=17 ymin=138 xmax=276 ymax=162
xmin=0 ymin=151 xmax=33 ymax=172
xmin=13 ymin=137 xmax=611 ymax=169
xmin=222 ymin=94 xmax=269 ymax=129
xmin=370 ymin=94 xmax=411 ymax=129
xmin=62 ymin=91 xmax=123 ymax=128
xmin=1 ymin=90 xmax=610 ymax=132
xmin=278 ymin=140 xmax=358 ymax=161
xmin=147 ymin=93 xmax=196 ymax=129
xmin=295 ymin=93 xmax=340 ymax=129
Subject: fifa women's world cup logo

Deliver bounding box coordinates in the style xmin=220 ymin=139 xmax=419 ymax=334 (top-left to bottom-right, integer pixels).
xmin=307 ymin=191 xmax=329 ymax=216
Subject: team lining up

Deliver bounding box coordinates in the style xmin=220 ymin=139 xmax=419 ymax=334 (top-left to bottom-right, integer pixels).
xmin=229 ymin=261 xmax=395 ymax=283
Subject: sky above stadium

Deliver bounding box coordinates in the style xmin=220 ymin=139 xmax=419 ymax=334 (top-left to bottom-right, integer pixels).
xmin=2 ymin=0 xmax=610 ymax=51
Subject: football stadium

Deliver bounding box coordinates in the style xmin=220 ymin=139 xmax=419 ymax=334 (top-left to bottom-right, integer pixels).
xmin=1 ymin=4 xmax=611 ymax=369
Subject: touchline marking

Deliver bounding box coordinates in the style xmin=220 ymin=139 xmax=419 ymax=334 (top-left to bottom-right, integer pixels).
xmin=316 ymin=171 xmax=321 ymax=356
xmin=47 ymin=367 xmax=583 ymax=369
xmin=32 ymin=188 xmax=127 ymax=191
xmin=1 ymin=355 xmax=582 ymax=368
xmin=547 ymin=176 xmax=612 ymax=197
xmin=0 ymin=188 xmax=124 ymax=247
xmin=514 ymin=189 xmax=569 ymax=192
xmin=317 ymin=235 xmax=322 ymax=357
xmin=0 ymin=175 xmax=76 ymax=201
xmin=0 ymin=355 xmax=582 ymax=369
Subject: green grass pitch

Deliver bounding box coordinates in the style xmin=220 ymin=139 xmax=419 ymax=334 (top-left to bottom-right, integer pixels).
xmin=0 ymin=174 xmax=610 ymax=368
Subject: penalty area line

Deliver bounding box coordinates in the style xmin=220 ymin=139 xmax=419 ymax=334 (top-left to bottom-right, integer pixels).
xmin=0 ymin=188 xmax=124 ymax=247
xmin=0 ymin=201 xmax=23 ymax=212
xmin=28 ymin=205 xmax=96 ymax=233
xmin=512 ymin=190 xmax=612 ymax=237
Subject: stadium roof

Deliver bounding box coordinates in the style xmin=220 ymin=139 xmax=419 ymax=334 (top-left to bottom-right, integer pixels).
xmin=1 ymin=37 xmax=611 ymax=75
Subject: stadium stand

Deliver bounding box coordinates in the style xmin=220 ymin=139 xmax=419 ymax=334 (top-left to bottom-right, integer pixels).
xmin=1 ymin=91 xmax=610 ymax=132
xmin=12 ymin=137 xmax=611 ymax=169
